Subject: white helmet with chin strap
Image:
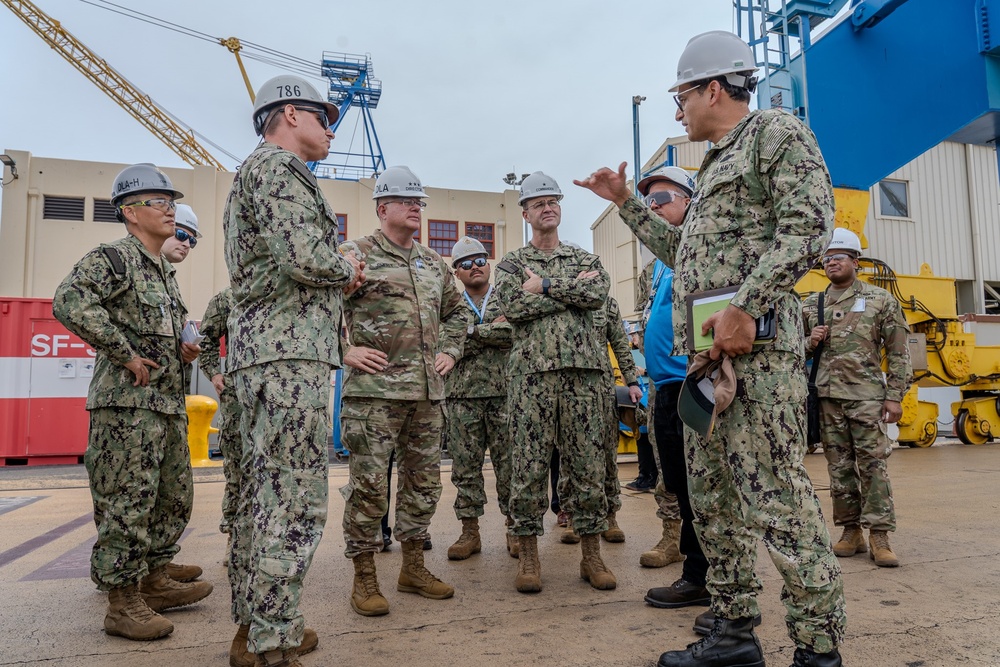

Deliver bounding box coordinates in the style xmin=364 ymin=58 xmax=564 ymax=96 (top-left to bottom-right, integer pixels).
xmin=174 ymin=204 xmax=202 ymax=238
xmin=827 ymin=227 xmax=863 ymax=256
xmin=668 ymin=30 xmax=759 ymax=93
xmin=372 ymin=166 xmax=428 ymax=200
xmin=637 ymin=166 xmax=696 ymax=197
xmin=518 ymin=171 xmax=563 ymax=205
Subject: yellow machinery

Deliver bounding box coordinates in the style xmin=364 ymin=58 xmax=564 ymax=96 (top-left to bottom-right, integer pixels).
xmin=798 ymin=189 xmax=1000 ymax=447
xmin=3 ymin=0 xmax=227 ymax=170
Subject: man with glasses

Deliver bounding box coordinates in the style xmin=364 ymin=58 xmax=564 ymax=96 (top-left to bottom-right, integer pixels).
xmin=224 ymin=75 xmax=362 ymax=667
xmin=339 ymin=165 xmax=468 ymax=617
xmin=494 ymin=171 xmax=616 ymax=594
xmin=53 ymin=163 xmax=212 ymax=642
xmin=802 ymin=228 xmax=911 ymax=569
xmin=443 ymin=236 xmax=514 ymax=561
xmin=576 ymin=30 xmax=845 ymax=667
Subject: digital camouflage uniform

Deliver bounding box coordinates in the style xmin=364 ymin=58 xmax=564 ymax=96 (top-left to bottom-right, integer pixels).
xmin=445 ymin=286 xmax=513 ymax=520
xmin=802 ymin=278 xmax=912 ymax=532
xmin=53 ymin=235 xmax=192 ymax=592
xmin=339 ymin=230 xmax=468 ymax=558
xmin=494 ymin=242 xmax=610 ymax=537
xmin=618 ymin=109 xmax=846 ymax=653
xmin=224 ymin=142 xmax=357 ymax=653
xmin=197 ymin=286 xmax=240 ymax=534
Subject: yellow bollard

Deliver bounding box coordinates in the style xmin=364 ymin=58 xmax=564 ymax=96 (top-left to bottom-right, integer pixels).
xmin=186 ymin=394 xmax=222 ymax=468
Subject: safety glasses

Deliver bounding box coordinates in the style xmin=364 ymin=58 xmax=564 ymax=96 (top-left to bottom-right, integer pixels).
xmin=457 ymin=257 xmax=488 ymax=271
xmin=643 ymin=190 xmax=687 ymax=207
xmin=175 ymin=228 xmax=198 ymax=248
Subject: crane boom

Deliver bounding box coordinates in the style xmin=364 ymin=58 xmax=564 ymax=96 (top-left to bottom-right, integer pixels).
xmin=3 ymin=0 xmax=227 ymax=170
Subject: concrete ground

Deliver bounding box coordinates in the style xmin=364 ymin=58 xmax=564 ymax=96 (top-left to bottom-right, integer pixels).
xmin=0 ymin=441 xmax=998 ymax=667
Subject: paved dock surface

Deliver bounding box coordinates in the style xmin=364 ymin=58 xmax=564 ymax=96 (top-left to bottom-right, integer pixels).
xmin=1 ymin=441 xmax=998 ymax=666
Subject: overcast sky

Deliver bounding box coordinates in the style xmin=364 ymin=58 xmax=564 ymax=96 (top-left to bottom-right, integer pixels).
xmin=1 ymin=0 xmax=742 ymax=250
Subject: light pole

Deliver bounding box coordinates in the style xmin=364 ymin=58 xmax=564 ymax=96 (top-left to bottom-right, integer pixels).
xmin=502 ymin=172 xmax=531 ymax=247
xmin=632 ymin=95 xmax=646 ymax=196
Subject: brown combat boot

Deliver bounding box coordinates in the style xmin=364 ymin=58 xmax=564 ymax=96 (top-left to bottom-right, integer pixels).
xmin=447 ymin=517 xmax=482 ymax=560
xmin=398 ymin=539 xmax=454 ymax=599
xmin=602 ymin=512 xmax=625 ymax=543
xmin=164 ymin=561 xmax=202 ymax=582
xmin=506 ymin=516 xmax=519 ymax=558
xmin=640 ymin=518 xmax=685 ymax=568
xmin=140 ymin=566 xmax=213 ymax=612
xmin=832 ymin=525 xmax=867 ymax=557
xmin=350 ymin=552 xmax=389 ymax=616
xmin=515 ymin=535 xmax=542 ymax=593
xmin=580 ymin=534 xmax=617 ymax=590
xmin=869 ymin=530 xmax=900 ymax=567
xmin=230 ymin=623 xmax=318 ymax=667
xmin=255 ymin=648 xmax=302 ymax=667
xmin=560 ymin=520 xmax=581 ymax=544
xmin=104 ymin=584 xmax=173 ymax=641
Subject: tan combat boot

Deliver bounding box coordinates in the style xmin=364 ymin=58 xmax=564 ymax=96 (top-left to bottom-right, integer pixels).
xmin=832 ymin=525 xmax=867 ymax=557
xmin=255 ymin=648 xmax=302 ymax=667
xmin=140 ymin=566 xmax=213 ymax=612
xmin=580 ymin=533 xmax=617 ymax=590
xmin=350 ymin=552 xmax=389 ymax=616
xmin=506 ymin=516 xmax=519 ymax=558
xmin=869 ymin=530 xmax=900 ymax=567
xmin=104 ymin=584 xmax=174 ymax=641
xmin=560 ymin=518 xmax=581 ymax=544
xmin=398 ymin=539 xmax=455 ymax=599
xmin=447 ymin=517 xmax=482 ymax=560
xmin=164 ymin=561 xmax=203 ymax=582
xmin=230 ymin=623 xmax=319 ymax=667
xmin=640 ymin=518 xmax=685 ymax=568
xmin=602 ymin=512 xmax=625 ymax=543
xmin=515 ymin=535 xmax=542 ymax=593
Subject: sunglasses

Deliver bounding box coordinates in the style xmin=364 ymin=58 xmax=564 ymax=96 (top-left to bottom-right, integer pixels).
xmin=175 ymin=228 xmax=198 ymax=248
xmin=457 ymin=257 xmax=488 ymax=271
xmin=293 ymin=105 xmax=330 ymax=130
xmin=643 ymin=190 xmax=688 ymax=207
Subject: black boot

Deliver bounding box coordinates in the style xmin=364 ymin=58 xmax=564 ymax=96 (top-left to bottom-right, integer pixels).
xmin=791 ymin=647 xmax=842 ymax=667
xmin=657 ymin=616 xmax=764 ymax=667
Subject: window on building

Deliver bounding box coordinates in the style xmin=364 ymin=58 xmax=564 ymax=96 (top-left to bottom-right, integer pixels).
xmin=93 ymin=199 xmax=119 ymax=223
xmin=428 ymin=220 xmax=458 ymax=256
xmin=465 ymin=223 xmax=495 ymax=258
xmin=336 ymin=213 xmax=347 ymax=243
xmin=878 ymin=179 xmax=909 ymax=218
xmin=413 ymin=227 xmax=421 ymax=243
xmin=42 ymin=196 xmax=84 ymax=221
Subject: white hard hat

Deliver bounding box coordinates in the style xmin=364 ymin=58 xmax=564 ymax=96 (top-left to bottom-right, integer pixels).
xmin=827 ymin=227 xmax=862 ymax=255
xmin=637 ymin=166 xmax=696 ymax=197
xmin=110 ymin=163 xmax=183 ymax=223
xmin=668 ymin=31 xmax=759 ymax=93
xmin=451 ymin=236 xmax=488 ymax=266
xmin=174 ymin=204 xmax=202 ymax=238
xmin=518 ymin=171 xmax=563 ymax=205
xmin=372 ymin=166 xmax=428 ymax=200
xmin=252 ymin=75 xmax=340 ymax=137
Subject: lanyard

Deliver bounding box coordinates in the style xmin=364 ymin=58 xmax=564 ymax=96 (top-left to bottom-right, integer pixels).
xmin=463 ymin=286 xmax=493 ymax=324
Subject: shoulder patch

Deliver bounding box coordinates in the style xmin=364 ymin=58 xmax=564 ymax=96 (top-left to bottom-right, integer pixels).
xmin=287 ymin=158 xmax=318 ymax=190
xmin=496 ymin=260 xmax=519 ymax=275
xmin=760 ymin=125 xmax=793 ymax=162
xmin=101 ymin=247 xmax=126 ymax=279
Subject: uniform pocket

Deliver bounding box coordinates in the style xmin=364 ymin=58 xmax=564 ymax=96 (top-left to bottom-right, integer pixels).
xmin=135 ymin=290 xmax=175 ymax=336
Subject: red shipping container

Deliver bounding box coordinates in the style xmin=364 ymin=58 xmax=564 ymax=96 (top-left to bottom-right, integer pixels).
xmin=0 ymin=298 xmax=92 ymax=465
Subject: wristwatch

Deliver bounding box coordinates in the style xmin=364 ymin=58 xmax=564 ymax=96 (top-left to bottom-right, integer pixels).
xmin=541 ymin=278 xmax=551 ymax=295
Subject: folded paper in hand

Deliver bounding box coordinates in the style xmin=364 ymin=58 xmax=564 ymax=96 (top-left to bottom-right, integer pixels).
xmin=181 ymin=320 xmax=205 ymax=345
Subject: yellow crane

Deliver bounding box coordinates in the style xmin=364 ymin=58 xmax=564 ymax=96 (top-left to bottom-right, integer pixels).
xmin=3 ymin=0 xmax=227 ymax=170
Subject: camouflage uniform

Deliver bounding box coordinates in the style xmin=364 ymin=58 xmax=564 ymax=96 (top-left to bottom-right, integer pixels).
xmin=802 ymin=278 xmax=912 ymax=532
xmin=224 ymin=142 xmax=357 ymax=653
xmin=445 ymin=286 xmax=513 ymax=519
xmin=52 ymin=235 xmax=192 ymax=591
xmin=494 ymin=243 xmax=610 ymax=537
xmin=339 ymin=230 xmax=467 ymax=558
xmin=618 ymin=109 xmax=846 ymax=653
xmin=197 ymin=286 xmax=240 ymax=534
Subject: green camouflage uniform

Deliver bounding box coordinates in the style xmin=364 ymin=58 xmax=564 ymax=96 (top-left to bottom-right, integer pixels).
xmin=802 ymin=278 xmax=912 ymax=532
xmin=445 ymin=285 xmax=513 ymax=519
xmin=339 ymin=230 xmax=468 ymax=558
xmin=223 ymin=142 xmax=357 ymax=653
xmin=197 ymin=286 xmax=240 ymax=534
xmin=494 ymin=242 xmax=610 ymax=537
xmin=618 ymin=109 xmax=846 ymax=653
xmin=52 ymin=235 xmax=192 ymax=592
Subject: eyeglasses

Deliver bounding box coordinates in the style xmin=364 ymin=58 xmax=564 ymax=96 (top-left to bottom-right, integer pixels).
xmin=673 ymin=84 xmax=704 ymax=111
xmin=527 ymin=198 xmax=561 ymax=212
xmin=821 ymin=253 xmax=854 ymax=265
xmin=389 ymin=198 xmax=427 ymax=209
xmin=456 ymin=257 xmax=488 ymax=271
xmin=124 ymin=198 xmax=176 ymax=212
xmin=174 ymin=228 xmax=198 ymax=248
xmin=643 ymin=190 xmax=688 ymax=207
xmin=293 ymin=106 xmax=330 ymax=130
